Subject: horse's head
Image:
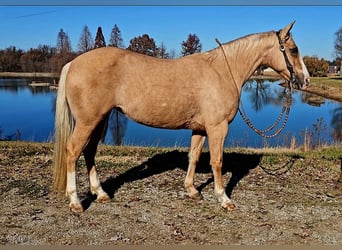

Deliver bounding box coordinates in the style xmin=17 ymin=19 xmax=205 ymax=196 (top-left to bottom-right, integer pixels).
xmin=269 ymin=21 xmax=310 ymax=90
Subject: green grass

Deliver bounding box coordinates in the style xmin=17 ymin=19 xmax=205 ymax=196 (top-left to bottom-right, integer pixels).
xmin=1 ymin=141 xmax=341 ymax=164
xmin=298 ymin=146 xmax=342 ymax=160
xmin=310 ymin=76 xmax=342 ymax=88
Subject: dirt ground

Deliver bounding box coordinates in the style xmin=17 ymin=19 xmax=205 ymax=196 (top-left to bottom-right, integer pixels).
xmin=0 ymin=142 xmax=341 ymax=245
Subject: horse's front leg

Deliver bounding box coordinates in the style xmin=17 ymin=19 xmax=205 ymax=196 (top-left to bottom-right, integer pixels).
xmin=184 ymin=131 xmax=206 ymax=200
xmin=207 ymin=122 xmax=236 ymax=210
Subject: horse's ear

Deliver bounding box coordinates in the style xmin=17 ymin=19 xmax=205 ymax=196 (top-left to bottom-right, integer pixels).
xmin=279 ymin=21 xmax=296 ymax=40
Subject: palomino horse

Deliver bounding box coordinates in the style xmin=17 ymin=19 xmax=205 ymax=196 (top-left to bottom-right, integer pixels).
xmin=53 ymin=21 xmax=310 ymax=213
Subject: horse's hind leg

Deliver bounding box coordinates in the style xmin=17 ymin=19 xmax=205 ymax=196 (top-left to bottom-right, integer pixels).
xmin=83 ymin=118 xmax=110 ymax=203
xmin=66 ymin=123 xmax=97 ymax=213
xmin=184 ymin=131 xmax=206 ymax=200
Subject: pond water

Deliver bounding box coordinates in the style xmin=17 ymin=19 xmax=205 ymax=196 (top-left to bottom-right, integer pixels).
xmin=0 ymin=78 xmax=341 ymax=148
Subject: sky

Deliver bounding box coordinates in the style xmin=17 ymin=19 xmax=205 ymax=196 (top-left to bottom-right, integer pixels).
xmin=0 ymin=5 xmax=341 ymax=61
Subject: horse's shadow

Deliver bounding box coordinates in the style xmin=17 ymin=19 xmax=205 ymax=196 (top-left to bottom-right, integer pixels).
xmin=81 ymin=150 xmax=263 ymax=210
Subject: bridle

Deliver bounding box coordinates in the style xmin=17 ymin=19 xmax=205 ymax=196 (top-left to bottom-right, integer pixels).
xmin=276 ymin=30 xmax=297 ymax=90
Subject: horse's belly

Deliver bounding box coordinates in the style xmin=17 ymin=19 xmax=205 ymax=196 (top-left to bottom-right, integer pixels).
xmin=115 ymin=82 xmax=204 ymax=130
xmin=118 ymin=102 xmax=198 ymax=130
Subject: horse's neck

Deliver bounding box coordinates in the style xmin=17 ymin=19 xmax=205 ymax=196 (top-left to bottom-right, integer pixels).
xmin=216 ymin=32 xmax=275 ymax=88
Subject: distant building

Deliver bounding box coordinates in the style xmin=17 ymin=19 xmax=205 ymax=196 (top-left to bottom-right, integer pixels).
xmin=328 ymin=65 xmax=338 ymax=74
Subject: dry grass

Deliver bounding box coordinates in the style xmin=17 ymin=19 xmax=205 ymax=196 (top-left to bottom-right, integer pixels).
xmin=304 ymin=76 xmax=342 ymax=102
xmin=310 ymin=76 xmax=342 ymax=88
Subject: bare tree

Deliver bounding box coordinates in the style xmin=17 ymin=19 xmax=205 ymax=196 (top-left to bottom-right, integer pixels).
xmin=78 ymin=25 xmax=94 ymax=53
xmin=168 ymin=49 xmax=177 ymax=59
xmin=157 ymin=42 xmax=169 ymax=59
xmin=334 ymin=27 xmax=342 ymax=59
xmin=94 ymin=26 xmax=106 ymax=49
xmin=51 ymin=29 xmax=75 ymax=73
xmin=19 ymin=45 xmax=53 ymax=72
xmin=0 ymin=46 xmax=23 ymax=72
xmin=56 ymin=28 xmax=72 ymax=54
xmin=109 ymin=24 xmax=124 ymax=48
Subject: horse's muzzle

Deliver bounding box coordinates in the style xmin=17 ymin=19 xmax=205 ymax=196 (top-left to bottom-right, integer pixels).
xmin=295 ymin=74 xmax=310 ymax=90
xmin=302 ymin=76 xmax=310 ymax=90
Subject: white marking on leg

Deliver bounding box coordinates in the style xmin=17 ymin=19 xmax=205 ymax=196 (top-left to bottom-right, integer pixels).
xmin=212 ymin=161 xmax=232 ymax=207
xmin=66 ymin=171 xmax=82 ymax=211
xmin=215 ymin=188 xmax=231 ymax=207
xmin=89 ymin=166 xmax=110 ymax=202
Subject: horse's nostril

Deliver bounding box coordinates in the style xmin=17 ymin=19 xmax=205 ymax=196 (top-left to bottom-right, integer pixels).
xmin=305 ymin=77 xmax=310 ymax=86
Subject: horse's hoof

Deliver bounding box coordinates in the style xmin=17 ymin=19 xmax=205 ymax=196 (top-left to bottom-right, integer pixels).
xmin=69 ymin=203 xmax=84 ymax=213
xmin=223 ymin=201 xmax=237 ymax=211
xmin=188 ymin=191 xmax=203 ymax=201
xmin=96 ymin=193 xmax=111 ymax=203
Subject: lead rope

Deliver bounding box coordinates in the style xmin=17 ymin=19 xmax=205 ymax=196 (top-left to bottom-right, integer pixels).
xmin=215 ymin=38 xmax=240 ymax=98
xmin=215 ymin=38 xmax=292 ymax=139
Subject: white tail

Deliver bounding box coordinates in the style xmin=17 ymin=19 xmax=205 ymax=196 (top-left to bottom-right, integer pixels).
xmin=52 ymin=62 xmax=74 ymax=194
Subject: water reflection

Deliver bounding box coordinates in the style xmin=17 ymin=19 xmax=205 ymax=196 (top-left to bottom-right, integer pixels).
xmin=243 ymin=78 xmax=286 ymax=112
xmin=240 ymin=79 xmax=293 ymax=141
xmin=28 ymin=85 xmax=53 ymax=95
xmin=331 ymin=107 xmax=342 ymax=142
xmin=0 ymin=78 xmax=29 ymax=93
xmin=0 ymin=78 xmax=52 ymax=95
xmin=301 ymin=92 xmax=325 ymax=107
xmin=107 ymin=110 xmax=128 ymax=146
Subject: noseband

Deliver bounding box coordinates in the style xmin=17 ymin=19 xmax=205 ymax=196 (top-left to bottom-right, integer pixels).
xmin=276 ymin=31 xmax=296 ymax=89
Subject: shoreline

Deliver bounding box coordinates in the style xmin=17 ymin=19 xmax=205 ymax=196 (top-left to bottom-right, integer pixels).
xmin=0 ymin=72 xmax=59 ymax=78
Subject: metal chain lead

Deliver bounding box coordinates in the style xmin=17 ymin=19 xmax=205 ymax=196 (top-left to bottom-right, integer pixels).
xmin=238 ymin=88 xmax=292 ymax=139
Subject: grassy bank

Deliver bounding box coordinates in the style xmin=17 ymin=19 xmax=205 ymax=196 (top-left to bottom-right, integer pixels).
xmin=297 ymin=76 xmax=342 ymax=102
xmin=310 ymin=76 xmax=342 ymax=88
xmin=257 ymin=72 xmax=342 ymax=102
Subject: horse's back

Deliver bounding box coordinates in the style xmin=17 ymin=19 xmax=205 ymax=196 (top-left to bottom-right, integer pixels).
xmin=67 ymin=46 xmax=216 ymax=99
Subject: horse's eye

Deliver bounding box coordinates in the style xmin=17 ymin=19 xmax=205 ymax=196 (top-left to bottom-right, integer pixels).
xmin=289 ymin=47 xmax=298 ymax=56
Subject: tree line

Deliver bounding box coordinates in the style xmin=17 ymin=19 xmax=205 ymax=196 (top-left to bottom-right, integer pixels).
xmin=0 ymin=24 xmax=202 ymax=74
xmin=0 ymin=24 xmax=341 ymax=76
xmin=303 ymin=27 xmax=342 ymax=77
